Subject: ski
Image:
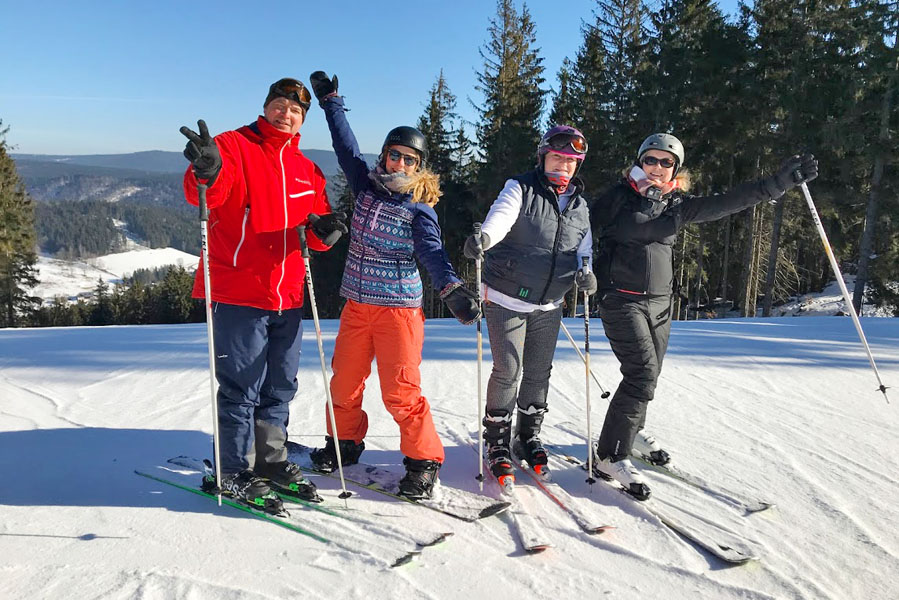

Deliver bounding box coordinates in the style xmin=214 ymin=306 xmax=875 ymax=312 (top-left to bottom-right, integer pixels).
xmin=505 ymin=484 xmax=555 ymax=553
xmin=168 ymin=456 xmax=453 ymax=549
xmin=545 ymin=450 xmax=760 ymax=564
xmin=286 ymin=441 xmax=511 ymax=522
xmin=511 ymin=447 xmax=613 ymax=535
xmin=136 ymin=465 xmax=423 ymax=568
xmin=631 ymin=453 xmax=774 ymax=514
xmin=465 ymin=442 xmax=554 ymax=553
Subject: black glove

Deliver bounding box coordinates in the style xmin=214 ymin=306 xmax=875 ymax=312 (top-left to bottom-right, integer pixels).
xmin=440 ymin=283 xmax=481 ymax=325
xmin=575 ymin=269 xmax=597 ymax=296
xmin=180 ymin=120 xmax=222 ymax=183
xmin=308 ymin=211 xmax=348 ymax=246
xmin=463 ymin=232 xmax=490 ymax=261
xmin=763 ymin=153 xmax=818 ymax=200
xmin=309 ymin=71 xmax=339 ymax=103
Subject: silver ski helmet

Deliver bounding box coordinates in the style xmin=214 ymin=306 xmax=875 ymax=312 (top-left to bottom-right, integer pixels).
xmin=637 ymin=133 xmax=684 ymax=174
xmin=381 ymin=126 xmax=428 ymax=168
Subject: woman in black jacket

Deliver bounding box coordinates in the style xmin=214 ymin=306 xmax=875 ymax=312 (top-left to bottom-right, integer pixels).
xmin=590 ymin=133 xmax=817 ymax=499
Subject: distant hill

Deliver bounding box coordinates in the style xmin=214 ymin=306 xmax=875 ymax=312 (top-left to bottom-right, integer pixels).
xmin=14 ymin=148 xmax=376 ymax=259
xmin=12 ymin=148 xmax=378 ymax=178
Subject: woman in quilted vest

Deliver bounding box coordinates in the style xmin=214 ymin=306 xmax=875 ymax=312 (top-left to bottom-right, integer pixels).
xmin=463 ymin=126 xmax=595 ymax=489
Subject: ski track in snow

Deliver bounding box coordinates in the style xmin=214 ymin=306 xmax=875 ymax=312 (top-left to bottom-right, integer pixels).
xmin=2 ymin=317 xmax=899 ymax=599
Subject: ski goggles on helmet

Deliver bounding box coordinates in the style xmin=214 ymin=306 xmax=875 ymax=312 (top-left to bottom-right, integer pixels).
xmin=266 ymin=78 xmax=312 ymax=112
xmin=386 ymin=148 xmax=420 ymax=167
xmin=641 ymin=155 xmax=677 ymax=169
xmin=545 ymin=133 xmax=588 ymax=155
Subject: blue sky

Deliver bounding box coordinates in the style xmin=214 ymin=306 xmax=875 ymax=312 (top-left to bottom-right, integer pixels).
xmin=2 ymin=0 xmax=742 ymax=156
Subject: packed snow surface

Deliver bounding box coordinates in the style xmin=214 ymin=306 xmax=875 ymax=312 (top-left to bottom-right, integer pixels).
xmin=1 ymin=316 xmax=897 ymax=599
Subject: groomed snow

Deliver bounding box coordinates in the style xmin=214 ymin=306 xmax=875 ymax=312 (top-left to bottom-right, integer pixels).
xmin=1 ymin=316 xmax=897 ymax=599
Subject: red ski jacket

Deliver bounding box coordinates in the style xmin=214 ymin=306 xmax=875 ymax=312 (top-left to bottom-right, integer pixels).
xmin=183 ymin=116 xmax=332 ymax=312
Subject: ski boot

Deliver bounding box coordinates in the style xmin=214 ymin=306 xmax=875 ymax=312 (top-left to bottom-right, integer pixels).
xmin=591 ymin=448 xmax=651 ymax=501
xmin=484 ymin=410 xmax=515 ymax=491
xmin=632 ymin=430 xmax=671 ymax=466
xmin=397 ymin=458 xmax=441 ymax=500
xmin=204 ymin=469 xmax=288 ymax=515
xmin=256 ymin=460 xmax=322 ymax=503
xmin=512 ymin=406 xmax=550 ymax=480
xmin=309 ymin=436 xmax=365 ymax=473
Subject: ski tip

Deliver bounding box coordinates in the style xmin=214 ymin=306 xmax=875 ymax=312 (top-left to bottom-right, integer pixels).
xmin=420 ymin=532 xmax=454 ymax=547
xmin=478 ymin=501 xmax=513 ymax=519
xmin=391 ymin=550 xmax=422 ymax=568
xmin=524 ymin=544 xmax=553 ymax=553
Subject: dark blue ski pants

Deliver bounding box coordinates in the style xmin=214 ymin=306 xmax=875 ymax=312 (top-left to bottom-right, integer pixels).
xmin=212 ymin=302 xmax=303 ymax=474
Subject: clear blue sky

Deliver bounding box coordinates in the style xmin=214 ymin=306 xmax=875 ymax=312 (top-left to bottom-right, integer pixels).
xmin=2 ymin=0 xmax=742 ymax=156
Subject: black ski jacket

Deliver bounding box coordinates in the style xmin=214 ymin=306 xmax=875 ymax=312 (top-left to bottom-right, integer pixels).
xmin=591 ymin=179 xmax=774 ymax=297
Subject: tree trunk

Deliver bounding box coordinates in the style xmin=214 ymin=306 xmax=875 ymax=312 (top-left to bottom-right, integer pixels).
xmin=853 ymin=48 xmax=897 ymax=312
xmin=762 ymin=197 xmax=786 ymax=316
xmin=740 ymin=206 xmax=756 ymax=317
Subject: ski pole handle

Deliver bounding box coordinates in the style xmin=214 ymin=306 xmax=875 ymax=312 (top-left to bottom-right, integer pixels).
xmin=296 ymin=225 xmax=311 ymax=259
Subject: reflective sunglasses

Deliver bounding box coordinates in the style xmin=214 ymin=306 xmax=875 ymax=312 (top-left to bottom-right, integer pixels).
xmin=641 ymin=155 xmax=677 ymax=169
xmin=269 ymin=78 xmax=311 ymax=112
xmin=547 ymin=133 xmax=588 ymax=154
xmin=387 ymin=148 xmax=420 ymax=167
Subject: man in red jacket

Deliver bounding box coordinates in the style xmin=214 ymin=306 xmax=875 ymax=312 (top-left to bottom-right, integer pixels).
xmin=181 ymin=77 xmax=346 ymax=512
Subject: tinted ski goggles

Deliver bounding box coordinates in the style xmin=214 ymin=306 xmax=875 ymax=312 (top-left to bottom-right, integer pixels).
xmin=546 ymin=133 xmax=588 ymax=154
xmin=266 ymin=78 xmax=312 ymax=112
xmin=641 ymin=155 xmax=677 ymax=169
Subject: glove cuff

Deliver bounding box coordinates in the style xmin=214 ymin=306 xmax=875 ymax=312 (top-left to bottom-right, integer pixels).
xmin=761 ymin=177 xmax=785 ymax=201
xmin=439 ymin=281 xmax=462 ymax=300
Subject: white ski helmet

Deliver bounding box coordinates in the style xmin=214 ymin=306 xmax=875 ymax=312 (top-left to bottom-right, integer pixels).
xmin=637 ymin=133 xmax=684 ymax=174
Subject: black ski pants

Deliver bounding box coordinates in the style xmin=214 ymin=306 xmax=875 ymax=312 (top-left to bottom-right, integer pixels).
xmin=596 ymin=293 xmax=672 ymax=460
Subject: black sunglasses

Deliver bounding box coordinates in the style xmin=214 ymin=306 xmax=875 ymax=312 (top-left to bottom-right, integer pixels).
xmin=387 ymin=148 xmax=420 ymax=167
xmin=641 ymin=155 xmax=677 ymax=169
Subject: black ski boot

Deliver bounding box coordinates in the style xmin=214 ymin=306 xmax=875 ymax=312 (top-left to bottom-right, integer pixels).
xmin=512 ymin=406 xmax=550 ymax=480
xmin=309 ymin=436 xmax=365 ymax=473
xmin=204 ymin=469 xmax=287 ymax=516
xmin=397 ymin=457 xmax=441 ymax=500
xmin=256 ymin=460 xmax=322 ymax=503
xmin=484 ymin=410 xmax=515 ymax=490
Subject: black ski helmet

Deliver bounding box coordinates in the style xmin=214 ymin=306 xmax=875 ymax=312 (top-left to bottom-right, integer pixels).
xmin=637 ymin=133 xmax=684 ymax=175
xmin=382 ymin=126 xmax=428 ymax=166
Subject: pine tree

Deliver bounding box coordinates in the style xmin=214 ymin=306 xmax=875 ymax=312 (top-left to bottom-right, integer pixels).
xmin=0 ymin=121 xmax=40 ymax=327
xmin=474 ymin=0 xmax=547 ymax=206
xmin=417 ymin=70 xmax=459 ymax=180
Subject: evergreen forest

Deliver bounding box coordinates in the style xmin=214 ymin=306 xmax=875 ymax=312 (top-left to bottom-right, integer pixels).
xmin=2 ymin=0 xmax=897 ymax=327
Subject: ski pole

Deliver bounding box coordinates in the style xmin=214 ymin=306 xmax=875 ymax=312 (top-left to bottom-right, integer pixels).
xmin=799 ymin=183 xmax=890 ymax=403
xmin=197 ymin=182 xmax=223 ymax=505
xmin=473 ymin=222 xmax=485 ymax=490
xmin=297 ymin=225 xmax=353 ymax=505
xmin=582 ymin=257 xmax=596 ymax=485
xmin=559 ymin=321 xmax=611 ymax=399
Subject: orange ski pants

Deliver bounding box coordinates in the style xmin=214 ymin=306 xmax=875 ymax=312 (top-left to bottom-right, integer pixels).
xmin=326 ymin=300 xmax=444 ymax=462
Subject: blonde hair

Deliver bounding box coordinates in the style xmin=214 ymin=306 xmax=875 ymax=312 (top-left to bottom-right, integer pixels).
xmin=393 ymin=167 xmax=444 ymax=207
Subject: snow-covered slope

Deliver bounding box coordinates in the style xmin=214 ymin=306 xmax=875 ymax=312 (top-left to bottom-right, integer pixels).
xmin=30 ymin=247 xmax=199 ymax=302
xmin=1 ymin=316 xmax=897 ymax=599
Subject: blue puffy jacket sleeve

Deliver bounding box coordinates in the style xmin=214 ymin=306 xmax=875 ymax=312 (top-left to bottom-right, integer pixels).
xmin=411 ymin=204 xmax=462 ymax=292
xmin=320 ymin=95 xmax=371 ymax=197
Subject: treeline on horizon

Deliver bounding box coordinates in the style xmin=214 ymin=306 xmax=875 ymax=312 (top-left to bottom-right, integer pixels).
xmin=1 ymin=0 xmax=898 ymax=328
